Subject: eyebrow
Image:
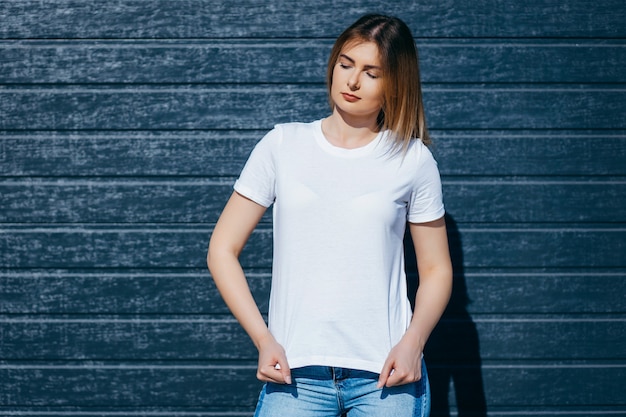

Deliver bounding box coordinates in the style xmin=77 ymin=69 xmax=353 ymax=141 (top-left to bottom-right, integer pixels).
xmin=339 ymin=53 xmax=382 ymax=70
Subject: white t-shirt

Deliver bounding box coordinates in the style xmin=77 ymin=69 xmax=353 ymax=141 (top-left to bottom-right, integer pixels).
xmin=234 ymin=119 xmax=445 ymax=374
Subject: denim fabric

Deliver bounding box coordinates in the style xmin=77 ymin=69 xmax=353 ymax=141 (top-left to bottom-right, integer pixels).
xmin=253 ymin=361 xmax=431 ymax=417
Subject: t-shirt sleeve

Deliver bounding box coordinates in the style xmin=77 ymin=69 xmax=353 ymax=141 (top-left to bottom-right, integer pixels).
xmin=233 ymin=126 xmax=282 ymax=208
xmin=407 ymin=144 xmax=446 ymax=223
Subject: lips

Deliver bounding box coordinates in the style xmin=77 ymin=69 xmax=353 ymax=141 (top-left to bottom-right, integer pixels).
xmin=341 ymin=92 xmax=361 ymax=102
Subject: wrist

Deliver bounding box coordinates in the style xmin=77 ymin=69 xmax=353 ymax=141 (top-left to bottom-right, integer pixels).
xmin=402 ymin=326 xmax=426 ymax=351
xmin=253 ymin=330 xmax=275 ymax=351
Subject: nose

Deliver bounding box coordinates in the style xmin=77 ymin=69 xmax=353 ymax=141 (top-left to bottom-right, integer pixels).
xmin=347 ymin=72 xmax=360 ymax=90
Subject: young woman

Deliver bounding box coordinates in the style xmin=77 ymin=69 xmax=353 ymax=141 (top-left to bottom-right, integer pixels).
xmin=207 ymin=14 xmax=452 ymax=417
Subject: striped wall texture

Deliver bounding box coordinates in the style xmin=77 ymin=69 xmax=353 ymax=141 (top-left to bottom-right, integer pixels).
xmin=1 ymin=1 xmax=625 ymax=416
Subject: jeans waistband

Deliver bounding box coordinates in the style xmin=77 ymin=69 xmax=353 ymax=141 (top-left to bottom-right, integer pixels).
xmin=291 ymin=366 xmax=379 ymax=381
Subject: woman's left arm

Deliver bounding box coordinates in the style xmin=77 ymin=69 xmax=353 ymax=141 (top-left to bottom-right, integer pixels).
xmin=378 ymin=216 xmax=453 ymax=388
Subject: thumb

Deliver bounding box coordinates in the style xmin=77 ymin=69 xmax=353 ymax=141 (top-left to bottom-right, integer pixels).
xmin=276 ymin=356 xmax=292 ymax=385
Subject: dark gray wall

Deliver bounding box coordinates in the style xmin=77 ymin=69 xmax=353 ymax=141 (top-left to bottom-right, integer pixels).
xmin=1 ymin=1 xmax=625 ymax=416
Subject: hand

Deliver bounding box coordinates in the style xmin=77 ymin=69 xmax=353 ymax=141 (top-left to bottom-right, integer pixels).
xmin=377 ymin=336 xmax=423 ymax=388
xmin=256 ymin=333 xmax=292 ymax=384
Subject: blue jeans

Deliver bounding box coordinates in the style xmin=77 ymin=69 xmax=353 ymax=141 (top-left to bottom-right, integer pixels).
xmin=253 ymin=362 xmax=431 ymax=417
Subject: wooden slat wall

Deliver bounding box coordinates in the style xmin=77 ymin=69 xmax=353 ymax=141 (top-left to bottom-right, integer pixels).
xmin=1 ymin=1 xmax=625 ymax=416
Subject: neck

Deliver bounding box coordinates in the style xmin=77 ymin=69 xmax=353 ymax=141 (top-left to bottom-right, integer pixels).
xmin=322 ymin=108 xmax=380 ymax=149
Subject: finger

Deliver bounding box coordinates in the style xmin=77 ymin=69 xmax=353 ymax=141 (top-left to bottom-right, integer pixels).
xmin=276 ymin=356 xmax=292 ymax=384
xmin=257 ymin=365 xmax=286 ymax=383
xmin=258 ymin=356 xmax=291 ymax=384
xmin=377 ymin=361 xmax=394 ymax=388
xmin=385 ymin=368 xmax=403 ymax=387
xmin=386 ymin=368 xmax=422 ymax=387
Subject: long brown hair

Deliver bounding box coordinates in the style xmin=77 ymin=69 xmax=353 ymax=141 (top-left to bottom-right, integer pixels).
xmin=326 ymin=14 xmax=430 ymax=149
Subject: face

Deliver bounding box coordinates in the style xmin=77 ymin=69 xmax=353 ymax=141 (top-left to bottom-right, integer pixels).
xmin=330 ymin=41 xmax=384 ymax=121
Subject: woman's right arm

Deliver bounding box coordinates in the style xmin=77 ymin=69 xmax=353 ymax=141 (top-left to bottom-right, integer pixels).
xmin=207 ymin=191 xmax=291 ymax=384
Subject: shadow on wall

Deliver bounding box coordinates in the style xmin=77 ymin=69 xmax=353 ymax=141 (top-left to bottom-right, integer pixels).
xmin=405 ymin=214 xmax=488 ymax=417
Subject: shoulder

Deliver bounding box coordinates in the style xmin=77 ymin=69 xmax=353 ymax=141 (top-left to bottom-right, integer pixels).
xmin=406 ymin=138 xmax=438 ymax=168
xmin=261 ymin=120 xmax=320 ymax=151
xmin=383 ymin=136 xmax=438 ymax=171
xmin=251 ymin=120 xmax=320 ymax=161
xmin=390 ymin=138 xmax=441 ymax=187
xmin=259 ymin=120 xmax=319 ymax=142
xmin=273 ymin=120 xmax=320 ymax=136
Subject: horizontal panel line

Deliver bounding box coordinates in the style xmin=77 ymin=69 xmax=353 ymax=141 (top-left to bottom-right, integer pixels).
xmin=0 ymin=364 xmax=257 ymax=370
xmin=442 ymin=180 xmax=626 ymax=185
xmin=1 ymin=85 xmax=625 ymax=92
xmin=2 ymin=179 xmax=625 ymax=185
xmin=0 ymin=271 xmax=268 ymax=278
xmin=1 ymin=317 xmax=624 ymax=324
xmin=0 ymin=412 xmax=622 ymax=417
xmin=3 ymin=35 xmax=626 ymax=41
xmin=0 ymin=133 xmax=266 ymax=138
xmin=477 ymin=412 xmax=626 ymax=416
xmin=463 ymin=272 xmax=626 ymax=277
xmin=1 ymin=363 xmax=624 ymax=370
xmin=2 ymin=39 xmax=626 ymax=46
xmin=0 ymin=412 xmax=253 ymax=416
xmin=0 ymin=411 xmax=623 ymax=417
xmin=0 ymin=86 xmax=326 ymax=92
xmin=473 ymin=364 xmax=626 ymax=369
xmin=0 ymin=271 xmax=622 ymax=278
xmin=2 ymin=128 xmax=625 ymax=135
xmin=1 ymin=226 xmax=625 ymax=232
xmin=0 ymin=228 xmax=215 ymax=233
xmin=432 ymin=133 xmax=626 ymax=138
xmin=2 ymin=130 xmax=626 ymax=137
xmin=0 ymin=407 xmax=251 ymax=417
xmin=472 ymin=318 xmax=626 ymax=323
xmin=458 ymin=228 xmax=626 ymax=232
xmin=0 ymin=128 xmax=269 ymax=133
xmin=0 ymin=176 xmax=239 ymax=181
xmin=0 ymin=318 xmax=239 ymax=323
xmin=0 ymin=179 xmax=236 ymax=186
xmin=0 ymin=179 xmax=622 ymax=184
xmin=0 ymin=41 xmax=331 ymax=48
